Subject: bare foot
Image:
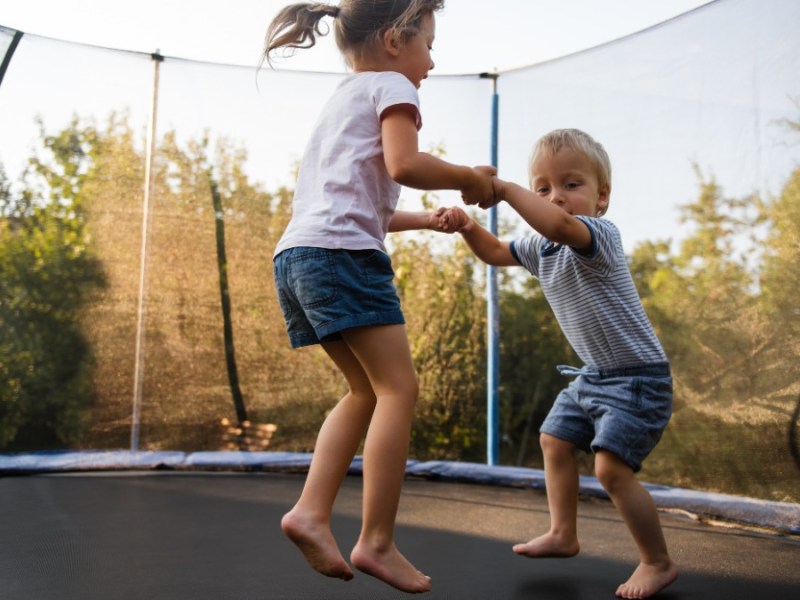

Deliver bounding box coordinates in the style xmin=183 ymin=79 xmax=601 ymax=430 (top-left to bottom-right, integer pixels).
xmin=512 ymin=532 xmax=580 ymax=558
xmin=280 ymin=509 xmax=354 ymax=581
xmin=350 ymin=540 xmax=431 ymax=593
xmin=616 ymin=560 xmax=678 ymax=599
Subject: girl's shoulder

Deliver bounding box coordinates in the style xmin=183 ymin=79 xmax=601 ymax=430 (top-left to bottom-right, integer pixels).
xmin=352 ymin=71 xmax=415 ymax=92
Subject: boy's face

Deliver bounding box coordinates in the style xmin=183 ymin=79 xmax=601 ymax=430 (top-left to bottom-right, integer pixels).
xmin=530 ymin=148 xmax=609 ymax=217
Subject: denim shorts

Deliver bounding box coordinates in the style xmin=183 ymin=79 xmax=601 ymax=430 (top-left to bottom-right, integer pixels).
xmin=273 ymin=246 xmax=405 ymax=348
xmin=539 ymin=363 xmax=673 ymax=472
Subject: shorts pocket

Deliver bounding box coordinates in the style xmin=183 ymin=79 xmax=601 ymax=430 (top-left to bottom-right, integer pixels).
xmin=287 ymin=247 xmax=338 ymax=309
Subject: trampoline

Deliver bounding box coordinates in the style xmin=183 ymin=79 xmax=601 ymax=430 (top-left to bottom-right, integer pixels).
xmin=2 ymin=3 xmax=800 ymax=597
xmin=2 ymin=454 xmax=799 ymax=599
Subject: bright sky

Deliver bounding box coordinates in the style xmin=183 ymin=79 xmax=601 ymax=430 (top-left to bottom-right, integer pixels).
xmin=7 ymin=0 xmax=795 ymax=255
xmin=1 ymin=0 xmax=713 ymax=73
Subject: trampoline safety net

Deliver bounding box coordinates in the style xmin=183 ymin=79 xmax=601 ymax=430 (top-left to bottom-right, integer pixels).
xmin=0 ymin=0 xmax=799 ymax=508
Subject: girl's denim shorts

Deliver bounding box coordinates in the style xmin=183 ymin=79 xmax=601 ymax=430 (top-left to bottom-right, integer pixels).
xmin=273 ymin=246 xmax=405 ymax=348
xmin=540 ymin=363 xmax=673 ymax=472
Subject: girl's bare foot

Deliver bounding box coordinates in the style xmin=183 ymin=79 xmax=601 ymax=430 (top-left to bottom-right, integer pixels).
xmin=512 ymin=532 xmax=580 ymax=558
xmin=616 ymin=560 xmax=678 ymax=599
xmin=280 ymin=509 xmax=354 ymax=581
xmin=350 ymin=540 xmax=431 ymax=593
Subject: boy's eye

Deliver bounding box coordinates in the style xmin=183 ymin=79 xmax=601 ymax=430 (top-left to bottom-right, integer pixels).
xmin=536 ymin=187 xmax=549 ymax=195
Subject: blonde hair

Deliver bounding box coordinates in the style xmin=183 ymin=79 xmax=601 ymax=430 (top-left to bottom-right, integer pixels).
xmin=262 ymin=0 xmax=445 ymax=69
xmin=530 ymin=129 xmax=612 ymax=214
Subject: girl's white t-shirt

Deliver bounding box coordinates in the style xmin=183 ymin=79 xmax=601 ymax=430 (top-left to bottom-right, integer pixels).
xmin=273 ymin=71 xmax=421 ymax=257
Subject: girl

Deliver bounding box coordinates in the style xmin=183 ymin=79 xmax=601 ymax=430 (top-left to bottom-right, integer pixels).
xmin=262 ymin=0 xmax=494 ymax=593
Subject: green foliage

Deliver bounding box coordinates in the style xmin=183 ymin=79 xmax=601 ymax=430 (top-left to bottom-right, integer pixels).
xmin=629 ymin=157 xmax=800 ymax=501
xmin=634 ymin=170 xmax=759 ymax=396
xmin=392 ymin=230 xmax=487 ymax=461
xmin=497 ymin=278 xmax=578 ymax=466
xmin=3 ymin=112 xmax=799 ymax=503
xmin=0 ymin=120 xmax=105 ymax=449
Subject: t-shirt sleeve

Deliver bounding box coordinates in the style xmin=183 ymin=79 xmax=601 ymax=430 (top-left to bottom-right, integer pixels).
xmin=571 ymin=216 xmax=620 ymax=277
xmin=510 ymin=234 xmax=542 ymax=277
xmin=373 ymin=72 xmax=422 ymax=130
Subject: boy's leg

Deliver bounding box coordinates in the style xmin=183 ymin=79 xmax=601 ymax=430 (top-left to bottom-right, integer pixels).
xmin=594 ymin=450 xmax=678 ymax=599
xmin=281 ymin=338 xmax=377 ymax=581
xmin=514 ymin=432 xmax=581 ymax=558
xmin=341 ymin=324 xmax=432 ymax=593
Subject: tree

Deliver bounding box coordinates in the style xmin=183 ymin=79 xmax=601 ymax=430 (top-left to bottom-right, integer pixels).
xmin=757 ymin=111 xmax=800 ymax=397
xmin=640 ymin=170 xmax=758 ymax=397
xmin=0 ymin=119 xmax=105 ymax=449
xmin=391 ymin=226 xmax=487 ymax=461
xmin=498 ymin=277 xmax=578 ymax=467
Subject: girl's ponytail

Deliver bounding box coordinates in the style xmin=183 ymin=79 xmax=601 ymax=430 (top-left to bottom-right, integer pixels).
xmin=262 ymin=3 xmax=338 ymax=67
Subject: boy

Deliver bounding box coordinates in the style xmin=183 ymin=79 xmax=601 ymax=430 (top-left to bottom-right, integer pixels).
xmin=442 ymin=129 xmax=678 ymax=599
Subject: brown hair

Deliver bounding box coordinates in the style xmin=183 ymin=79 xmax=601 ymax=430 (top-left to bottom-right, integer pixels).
xmin=262 ymin=0 xmax=445 ymax=68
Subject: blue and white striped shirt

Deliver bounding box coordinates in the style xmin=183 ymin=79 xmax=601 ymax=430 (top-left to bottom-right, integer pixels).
xmin=510 ymin=217 xmax=667 ymax=370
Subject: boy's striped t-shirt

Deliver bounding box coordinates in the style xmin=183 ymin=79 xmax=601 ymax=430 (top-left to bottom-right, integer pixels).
xmin=510 ymin=216 xmax=667 ymax=370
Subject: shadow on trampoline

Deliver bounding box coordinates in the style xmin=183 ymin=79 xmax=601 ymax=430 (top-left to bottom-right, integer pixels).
xmin=0 ymin=471 xmax=798 ymax=599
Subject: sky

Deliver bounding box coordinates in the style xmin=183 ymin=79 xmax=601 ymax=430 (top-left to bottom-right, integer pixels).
xmin=0 ymin=0 xmax=714 ymax=74
xmin=3 ymin=0 xmax=797 ymax=254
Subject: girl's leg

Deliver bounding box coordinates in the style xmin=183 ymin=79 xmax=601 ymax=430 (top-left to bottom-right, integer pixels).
xmin=281 ymin=339 xmax=377 ymax=581
xmin=341 ymin=324 xmax=432 ymax=594
xmin=594 ymin=450 xmax=678 ymax=599
xmin=514 ymin=432 xmax=581 ymax=558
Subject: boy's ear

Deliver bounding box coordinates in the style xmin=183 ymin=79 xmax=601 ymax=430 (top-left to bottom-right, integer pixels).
xmin=382 ymin=28 xmax=401 ymax=56
xmin=597 ymin=185 xmax=611 ymax=216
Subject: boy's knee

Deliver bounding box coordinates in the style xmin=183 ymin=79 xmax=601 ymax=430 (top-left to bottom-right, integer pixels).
xmin=594 ymin=451 xmax=633 ymax=492
xmin=540 ymin=433 xmax=573 ymax=457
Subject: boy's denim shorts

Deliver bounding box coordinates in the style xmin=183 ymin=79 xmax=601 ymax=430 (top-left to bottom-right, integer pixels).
xmin=539 ymin=363 xmax=673 ymax=472
xmin=273 ymin=246 xmax=405 ymax=348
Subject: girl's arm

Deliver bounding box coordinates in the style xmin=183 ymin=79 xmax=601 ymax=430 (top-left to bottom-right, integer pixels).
xmin=496 ymin=179 xmax=593 ymax=250
xmin=388 ymin=209 xmax=445 ymax=232
xmin=381 ymin=109 xmax=495 ymax=206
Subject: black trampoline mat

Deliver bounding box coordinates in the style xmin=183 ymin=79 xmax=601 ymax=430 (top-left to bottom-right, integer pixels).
xmin=1 ymin=472 xmax=798 ymax=599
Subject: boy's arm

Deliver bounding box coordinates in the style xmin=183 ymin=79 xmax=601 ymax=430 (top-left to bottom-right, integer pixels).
xmin=496 ymin=179 xmax=593 ymax=251
xmin=381 ymin=110 xmax=496 ymax=206
xmin=442 ymin=207 xmax=517 ymax=267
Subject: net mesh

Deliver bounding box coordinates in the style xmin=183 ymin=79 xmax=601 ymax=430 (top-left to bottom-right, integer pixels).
xmin=1 ymin=0 xmax=798 ymax=503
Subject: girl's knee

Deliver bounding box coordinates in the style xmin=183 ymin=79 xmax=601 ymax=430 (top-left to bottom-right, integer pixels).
xmin=349 ymin=387 xmax=377 ymax=408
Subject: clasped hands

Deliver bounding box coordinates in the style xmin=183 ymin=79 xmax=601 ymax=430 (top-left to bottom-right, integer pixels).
xmin=427 ymin=166 xmax=503 ymax=234
xmin=460 ymin=165 xmax=502 ymax=210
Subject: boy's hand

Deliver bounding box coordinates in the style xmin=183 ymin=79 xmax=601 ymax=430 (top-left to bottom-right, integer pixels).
xmin=461 ymin=165 xmax=496 ymax=206
xmin=439 ymin=206 xmax=473 ymax=233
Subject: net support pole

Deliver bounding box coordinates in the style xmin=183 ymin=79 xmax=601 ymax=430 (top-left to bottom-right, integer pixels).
xmin=0 ymin=29 xmax=24 ymax=89
xmin=481 ymin=72 xmax=501 ymax=466
xmin=130 ymin=51 xmax=163 ymax=451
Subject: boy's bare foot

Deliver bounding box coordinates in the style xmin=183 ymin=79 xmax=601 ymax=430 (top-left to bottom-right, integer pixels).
xmin=351 ymin=540 xmax=432 ymax=593
xmin=280 ymin=509 xmax=354 ymax=581
xmin=616 ymin=561 xmax=678 ymax=599
xmin=512 ymin=532 xmax=580 ymax=558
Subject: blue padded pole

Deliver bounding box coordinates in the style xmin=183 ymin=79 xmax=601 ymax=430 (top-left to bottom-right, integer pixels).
xmin=481 ymin=72 xmax=500 ymax=466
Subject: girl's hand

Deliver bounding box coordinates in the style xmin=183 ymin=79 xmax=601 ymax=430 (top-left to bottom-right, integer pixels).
xmin=461 ymin=166 xmax=496 ymax=206
xmin=479 ymin=176 xmax=506 ymax=209
xmin=426 ymin=207 xmax=449 ymax=232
